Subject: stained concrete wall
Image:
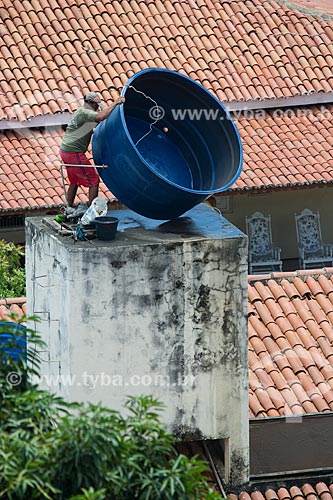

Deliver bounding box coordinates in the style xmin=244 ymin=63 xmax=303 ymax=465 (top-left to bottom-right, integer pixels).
xmin=26 ymin=204 xmax=249 ymax=485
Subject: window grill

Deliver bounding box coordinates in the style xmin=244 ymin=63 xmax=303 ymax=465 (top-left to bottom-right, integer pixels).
xmin=0 ymin=215 xmax=25 ymax=229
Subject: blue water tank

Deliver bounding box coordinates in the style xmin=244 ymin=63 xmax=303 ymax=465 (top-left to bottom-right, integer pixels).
xmin=93 ymin=68 xmax=242 ymax=220
xmin=0 ymin=322 xmax=26 ymax=361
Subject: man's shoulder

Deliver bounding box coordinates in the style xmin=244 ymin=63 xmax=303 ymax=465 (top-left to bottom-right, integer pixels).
xmin=76 ymin=106 xmax=98 ymax=122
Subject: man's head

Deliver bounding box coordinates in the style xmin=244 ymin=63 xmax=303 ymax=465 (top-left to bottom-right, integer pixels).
xmin=84 ymin=92 xmax=102 ymax=111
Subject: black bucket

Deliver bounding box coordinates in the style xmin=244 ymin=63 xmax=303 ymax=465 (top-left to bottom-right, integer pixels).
xmin=95 ymin=216 xmax=119 ymax=241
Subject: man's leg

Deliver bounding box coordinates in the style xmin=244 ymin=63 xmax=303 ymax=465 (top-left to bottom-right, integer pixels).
xmin=88 ymin=184 xmax=99 ymax=206
xmin=67 ymin=184 xmax=78 ymax=207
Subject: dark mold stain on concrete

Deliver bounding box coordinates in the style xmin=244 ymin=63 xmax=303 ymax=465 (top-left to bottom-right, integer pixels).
xmin=196 ymin=284 xmax=210 ymax=309
xmin=81 ymin=301 xmax=91 ymax=322
xmin=154 ymin=292 xmax=164 ymax=303
xmin=172 ymin=420 xmax=205 ymax=441
xmin=228 ymin=453 xmax=249 ymax=488
xmin=148 ymin=244 xmax=159 ymax=252
xmin=174 ymin=278 xmax=184 ymax=289
xmin=52 ymin=258 xmax=61 ymax=270
xmin=127 ymin=249 xmax=141 ymax=261
xmin=165 ymin=242 xmax=182 ymax=252
xmin=156 ymin=319 xmax=167 ymax=332
xmin=110 ymin=259 xmax=125 ymax=269
xmin=137 ymin=294 xmax=152 ymax=308
xmin=80 ymin=265 xmax=90 ymax=277
xmin=147 ymin=257 xmax=170 ymax=282
xmin=201 ymin=249 xmax=214 ymax=265
xmin=168 ymin=342 xmax=185 ymax=385
xmin=194 ymin=346 xmax=218 ymax=371
xmin=164 ymin=304 xmax=183 ymax=330
xmin=194 ymin=331 xmax=203 ymax=346
xmin=194 ymin=284 xmax=211 ymax=324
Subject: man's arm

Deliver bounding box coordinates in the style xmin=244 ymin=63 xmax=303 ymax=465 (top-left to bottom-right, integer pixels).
xmin=95 ymin=96 xmax=125 ymax=122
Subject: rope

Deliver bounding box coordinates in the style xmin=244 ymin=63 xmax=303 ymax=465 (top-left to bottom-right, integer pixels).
xmin=60 ymin=163 xmax=68 ymax=208
xmin=126 ymin=85 xmax=163 ymax=147
xmin=122 ymin=84 xmax=195 ymax=190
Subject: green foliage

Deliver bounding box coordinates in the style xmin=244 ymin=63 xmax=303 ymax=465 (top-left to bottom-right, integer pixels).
xmin=0 ymin=240 xmax=26 ymax=299
xmin=0 ymin=320 xmax=222 ymax=500
xmin=69 ymin=489 xmax=107 ymax=500
xmin=0 ymin=432 xmax=58 ymax=500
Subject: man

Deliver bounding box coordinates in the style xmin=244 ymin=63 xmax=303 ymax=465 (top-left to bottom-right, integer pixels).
xmin=60 ymin=92 xmax=125 ymax=211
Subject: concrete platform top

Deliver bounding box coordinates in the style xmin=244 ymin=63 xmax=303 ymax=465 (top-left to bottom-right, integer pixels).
xmin=27 ymin=203 xmax=245 ymax=249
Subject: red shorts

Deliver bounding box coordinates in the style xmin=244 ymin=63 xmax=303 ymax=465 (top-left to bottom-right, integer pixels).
xmin=59 ymin=150 xmax=99 ymax=187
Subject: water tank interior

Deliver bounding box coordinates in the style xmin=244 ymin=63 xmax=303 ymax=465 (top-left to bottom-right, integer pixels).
xmin=123 ymin=73 xmax=241 ymax=192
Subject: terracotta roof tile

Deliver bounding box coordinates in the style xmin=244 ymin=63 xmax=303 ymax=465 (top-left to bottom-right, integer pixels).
xmin=1 ymin=0 xmax=333 ymax=120
xmin=232 ymin=105 xmax=333 ymax=191
xmin=252 ymin=492 xmax=266 ymax=500
xmin=229 ymin=482 xmax=333 ymax=500
xmin=249 ymin=270 xmax=333 ymax=417
xmin=0 ymin=297 xmax=26 ymax=320
xmin=0 ymin=128 xmax=115 ymax=213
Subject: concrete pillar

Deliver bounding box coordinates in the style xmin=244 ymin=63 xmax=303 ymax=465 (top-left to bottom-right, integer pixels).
xmin=26 ymin=203 xmax=249 ymax=485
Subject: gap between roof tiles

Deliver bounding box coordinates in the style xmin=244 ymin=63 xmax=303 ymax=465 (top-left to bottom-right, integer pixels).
xmin=248 ymin=269 xmax=333 ymax=285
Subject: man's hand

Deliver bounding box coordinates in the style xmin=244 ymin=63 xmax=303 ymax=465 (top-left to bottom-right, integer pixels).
xmin=115 ymin=96 xmax=125 ymax=105
xmin=95 ymin=96 xmax=125 ymax=122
